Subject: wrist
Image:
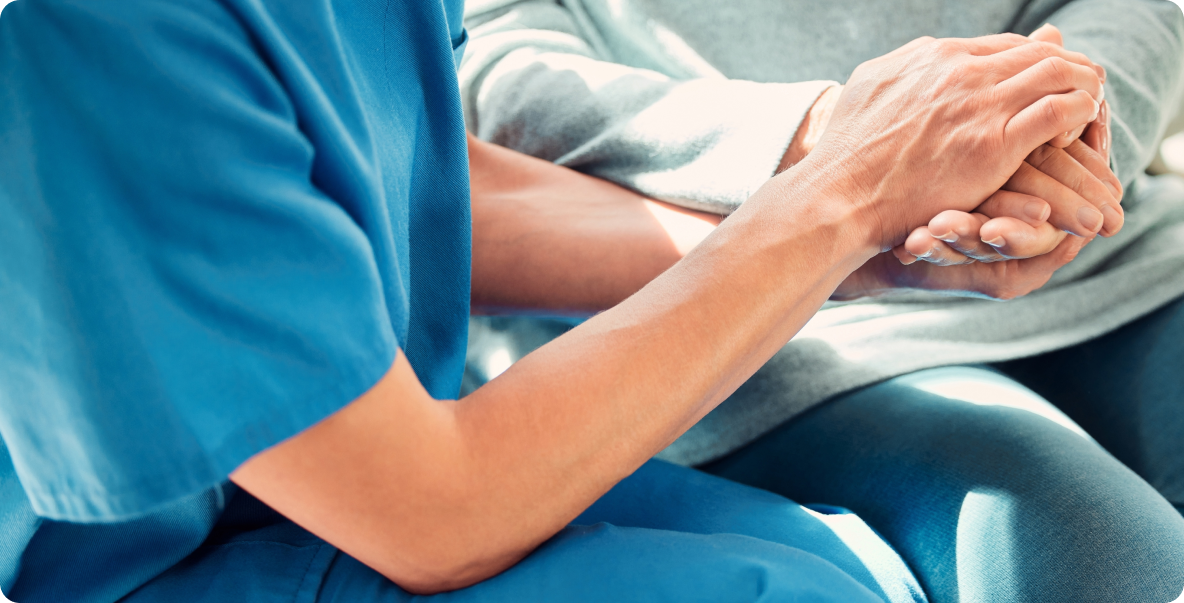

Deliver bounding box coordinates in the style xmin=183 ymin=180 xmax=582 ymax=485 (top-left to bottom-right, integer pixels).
xmin=745 ymin=157 xmax=882 ymax=272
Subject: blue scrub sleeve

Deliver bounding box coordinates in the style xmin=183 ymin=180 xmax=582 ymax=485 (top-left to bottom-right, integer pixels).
xmin=0 ymin=1 xmax=399 ymax=522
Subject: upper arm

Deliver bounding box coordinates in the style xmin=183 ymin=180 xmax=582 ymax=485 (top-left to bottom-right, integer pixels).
xmin=0 ymin=0 xmax=397 ymax=520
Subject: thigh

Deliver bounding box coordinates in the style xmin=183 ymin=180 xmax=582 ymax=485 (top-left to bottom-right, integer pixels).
xmin=998 ymin=295 xmax=1184 ymax=509
xmin=126 ymin=462 xmax=915 ymax=603
xmin=702 ymin=366 xmax=1184 ymax=603
xmin=318 ymin=461 xmax=909 ymax=603
xmin=319 ymin=523 xmax=885 ymax=603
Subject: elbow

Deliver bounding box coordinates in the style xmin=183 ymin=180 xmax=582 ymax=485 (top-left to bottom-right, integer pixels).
xmin=385 ymin=546 xmax=530 ymax=595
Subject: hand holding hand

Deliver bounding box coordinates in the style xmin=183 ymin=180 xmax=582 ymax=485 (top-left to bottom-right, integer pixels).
xmin=898 ymin=24 xmax=1119 ymax=267
xmin=896 ymin=134 xmax=1119 ymax=265
xmin=804 ymin=33 xmax=1104 ymax=249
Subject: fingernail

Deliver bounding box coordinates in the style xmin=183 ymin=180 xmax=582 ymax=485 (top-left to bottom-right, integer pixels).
xmin=1077 ymin=206 xmax=1104 ymax=233
xmin=1105 ymin=179 xmax=1121 ymax=199
xmin=1097 ymin=85 xmax=1105 ymax=105
xmin=930 ymin=229 xmax=956 ymax=243
xmin=1096 ymin=64 xmax=1107 ymax=84
xmin=1100 ymin=100 xmax=1109 ymax=125
xmin=983 ymin=236 xmax=1007 ymax=248
xmin=1101 ymin=204 xmax=1123 ymax=234
xmin=918 ymin=247 xmax=935 ymax=259
xmin=1024 ymin=200 xmax=1050 ymax=221
xmin=1091 ymin=99 xmax=1100 ymax=121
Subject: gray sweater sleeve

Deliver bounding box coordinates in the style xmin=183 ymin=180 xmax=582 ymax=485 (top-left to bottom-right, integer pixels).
xmin=459 ymin=0 xmax=835 ymax=214
xmin=1013 ymin=0 xmax=1184 ymax=187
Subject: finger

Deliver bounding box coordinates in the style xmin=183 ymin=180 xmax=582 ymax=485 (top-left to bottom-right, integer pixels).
xmin=956 ymin=33 xmax=1037 ymax=56
xmin=967 ymin=233 xmax=1089 ymax=300
xmin=892 ymin=244 xmax=919 ymax=266
xmin=1005 ymin=90 xmax=1100 ymax=160
xmin=1003 ymin=161 xmax=1105 ymax=237
xmin=979 ymin=217 xmax=1066 ymax=259
xmin=927 ymin=211 xmax=1007 ymax=262
xmin=1079 ymin=100 xmax=1111 ymax=164
xmin=1062 ymin=136 xmax=1121 ymax=202
xmin=997 ymin=56 xmax=1102 ymax=114
xmin=1007 ymin=232 xmax=1089 ymax=282
xmin=1027 ymin=143 xmax=1123 ymax=236
xmin=982 ymin=40 xmax=1099 ymax=80
xmin=893 ymin=233 xmax=1088 ymax=300
xmin=1081 ymin=118 xmax=1104 ymax=156
xmin=1028 ymin=23 xmax=1064 ymax=46
xmin=901 ymin=226 xmax=977 ymax=266
xmin=1048 ymin=123 xmax=1087 ymax=148
xmin=975 ymin=190 xmax=1050 ymax=226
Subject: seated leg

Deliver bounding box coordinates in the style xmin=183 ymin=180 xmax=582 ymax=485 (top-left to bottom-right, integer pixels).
xmin=999 ymin=295 xmax=1184 ymax=513
xmin=702 ymin=366 xmax=1184 ymax=603
xmin=127 ymin=461 xmax=921 ymax=602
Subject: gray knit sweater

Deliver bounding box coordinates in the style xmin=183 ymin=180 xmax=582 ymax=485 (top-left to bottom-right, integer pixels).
xmin=458 ymin=0 xmax=1184 ymax=465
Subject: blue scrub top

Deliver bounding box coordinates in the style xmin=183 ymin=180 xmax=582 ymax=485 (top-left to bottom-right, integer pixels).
xmin=0 ymin=0 xmax=471 ymax=601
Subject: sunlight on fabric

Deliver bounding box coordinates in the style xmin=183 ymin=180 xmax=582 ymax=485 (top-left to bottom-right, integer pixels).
xmin=528 ymin=51 xmax=666 ymax=95
xmin=803 ymin=506 xmax=925 ymax=603
xmin=483 ymin=346 xmax=514 ymax=380
xmin=957 ymin=490 xmax=1018 ymax=601
xmin=895 ymin=366 xmax=1094 ymax=441
xmin=1161 ymin=132 xmax=1184 ymax=175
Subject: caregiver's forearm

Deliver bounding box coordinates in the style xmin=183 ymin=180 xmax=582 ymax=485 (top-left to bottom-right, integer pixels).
xmin=237 ymin=158 xmax=876 ymax=594
xmin=469 ymin=136 xmax=720 ymax=315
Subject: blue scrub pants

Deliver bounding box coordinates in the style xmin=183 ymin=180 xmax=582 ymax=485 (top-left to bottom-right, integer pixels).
xmin=127 ymin=298 xmax=1184 ymax=602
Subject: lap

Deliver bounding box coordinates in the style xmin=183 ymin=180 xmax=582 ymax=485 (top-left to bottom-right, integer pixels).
xmin=998 ymin=295 xmax=1184 ymax=508
xmin=320 ymin=460 xmax=919 ymax=603
xmin=702 ymin=366 xmax=1184 ymax=603
xmin=127 ymin=462 xmax=922 ymax=603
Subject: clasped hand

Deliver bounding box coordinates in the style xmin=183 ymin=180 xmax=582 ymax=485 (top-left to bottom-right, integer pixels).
xmin=809 ymin=25 xmax=1119 ymax=301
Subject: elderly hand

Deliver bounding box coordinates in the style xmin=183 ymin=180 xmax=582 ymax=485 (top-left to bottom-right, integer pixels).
xmin=801 ymin=34 xmax=1103 ymax=249
xmin=898 ymin=24 xmax=1119 ymax=267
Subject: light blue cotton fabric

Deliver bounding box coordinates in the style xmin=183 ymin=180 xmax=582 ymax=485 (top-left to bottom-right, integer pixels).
xmin=0 ymin=0 xmax=471 ymax=600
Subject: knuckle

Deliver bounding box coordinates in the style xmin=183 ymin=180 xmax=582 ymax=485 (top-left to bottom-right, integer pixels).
xmin=933 ymin=38 xmax=963 ymax=57
xmin=1042 ymin=57 xmax=1073 ymax=88
xmin=1043 ymin=98 xmax=1068 ymax=128
xmin=995 ymin=32 xmax=1028 ymax=47
xmin=1031 ymin=41 xmax=1057 ymax=60
xmin=1026 ymin=144 xmax=1057 ymax=167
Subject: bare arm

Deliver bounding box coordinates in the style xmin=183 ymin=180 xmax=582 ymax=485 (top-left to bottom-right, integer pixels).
xmin=231 ymin=36 xmax=1101 ymax=595
xmin=469 ymin=134 xmax=720 ymax=315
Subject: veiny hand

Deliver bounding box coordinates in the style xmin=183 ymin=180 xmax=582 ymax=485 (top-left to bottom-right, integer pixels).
xmin=898 ymin=24 xmax=1119 ymax=267
xmin=807 ymin=33 xmax=1104 ymax=250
